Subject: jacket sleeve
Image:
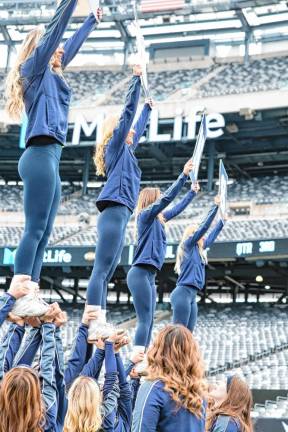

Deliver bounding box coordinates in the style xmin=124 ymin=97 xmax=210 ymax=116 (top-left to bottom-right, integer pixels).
xmin=54 ymin=327 xmax=67 ymax=428
xmin=62 ymin=13 xmax=97 ymax=68
xmin=163 ymin=190 xmax=196 ymax=222
xmin=125 ymin=360 xmax=135 ymax=377
xmin=0 ymin=293 xmax=16 ymax=327
xmin=185 ymin=204 xmax=219 ymax=248
xmin=0 ymin=323 xmax=25 ymax=379
xmin=65 ymin=323 xmax=91 ymax=388
xmin=80 ymin=348 xmax=105 ymax=380
xmin=107 ymin=75 xmax=141 ymax=155
xmin=131 ymin=103 xmax=152 ymax=152
xmin=3 ymin=324 xmax=25 ymax=373
xmin=101 ymin=342 xmax=120 ymax=431
xmin=13 ymin=326 xmax=42 ymax=367
xmin=132 ymin=381 xmax=162 ymax=432
xmin=115 ymin=353 xmax=132 ymax=429
xmin=130 ymin=378 xmax=141 ymax=410
xmin=40 ymin=323 xmax=58 ymax=431
xmin=204 ymin=219 xmax=224 ymax=249
xmin=29 ymin=0 xmax=78 ymax=74
xmin=141 ymin=172 xmax=188 ymax=222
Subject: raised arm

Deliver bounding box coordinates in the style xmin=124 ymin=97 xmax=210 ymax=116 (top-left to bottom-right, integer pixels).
xmin=80 ymin=347 xmax=105 ymax=380
xmin=13 ymin=326 xmax=42 ymax=367
xmin=130 ymin=102 xmax=152 ymax=152
xmin=62 ymin=13 xmax=98 ymax=68
xmin=185 ymin=203 xmax=219 ymax=249
xmin=64 ymin=323 xmax=91 ymax=388
xmin=54 ymin=313 xmax=68 ymax=428
xmin=115 ymin=353 xmax=132 ymax=430
xmin=27 ymin=0 xmax=78 ymax=75
xmin=107 ymin=70 xmax=142 ymax=155
xmin=204 ymin=219 xmax=225 ymax=249
xmin=40 ymin=323 xmax=58 ymax=431
xmin=141 ymin=160 xmax=193 ymax=222
xmin=64 ymin=306 xmax=96 ymax=387
xmin=163 ymin=189 xmax=196 ymax=222
xmin=2 ymin=323 xmax=25 ymax=373
xmin=0 ymin=293 xmax=16 ymax=327
xmin=0 ymin=323 xmax=25 ymax=380
xmin=101 ymin=341 xmax=120 ymax=431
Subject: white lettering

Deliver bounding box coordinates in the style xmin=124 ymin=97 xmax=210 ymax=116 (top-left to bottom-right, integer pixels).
xmin=186 ymin=108 xmax=203 ymax=140
xmin=44 ymin=249 xmax=72 ymax=264
xmin=149 ymin=109 xmax=171 ymax=142
xmin=70 ymin=108 xmax=225 ymax=145
xmin=259 ymin=241 xmax=275 ymax=253
xmin=173 ymin=107 xmax=183 ymax=141
xmin=206 ymin=113 xmax=225 ymax=138
xmin=236 ymin=242 xmax=253 ymax=256
xmin=72 ymin=113 xmax=105 ymax=145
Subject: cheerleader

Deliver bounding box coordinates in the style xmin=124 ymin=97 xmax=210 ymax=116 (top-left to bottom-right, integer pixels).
xmin=207 ymin=375 xmax=253 ymax=432
xmin=87 ymin=66 xmax=153 ymax=340
xmin=5 ymin=0 xmax=102 ymax=317
xmin=171 ymin=196 xmax=225 ymax=332
xmin=132 ymin=325 xmax=206 ymax=432
xmin=127 ymin=160 xmax=198 ymax=370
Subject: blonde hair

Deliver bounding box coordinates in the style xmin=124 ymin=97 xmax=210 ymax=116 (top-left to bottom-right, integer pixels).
xmin=94 ymin=115 xmax=119 ymax=177
xmin=5 ymin=27 xmax=44 ymax=121
xmin=63 ymin=376 xmax=102 ymax=432
xmin=207 ymin=376 xmax=253 ymax=432
xmin=147 ymin=324 xmax=206 ymax=418
xmin=175 ymin=225 xmax=206 ymax=274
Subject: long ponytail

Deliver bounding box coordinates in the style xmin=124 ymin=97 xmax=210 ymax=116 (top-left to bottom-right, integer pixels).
xmin=94 ymin=115 xmax=119 ymax=177
xmin=5 ymin=27 xmax=44 ymax=121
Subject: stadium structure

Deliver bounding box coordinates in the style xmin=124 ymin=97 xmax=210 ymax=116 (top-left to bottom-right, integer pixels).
xmin=0 ymin=1 xmax=288 ymax=429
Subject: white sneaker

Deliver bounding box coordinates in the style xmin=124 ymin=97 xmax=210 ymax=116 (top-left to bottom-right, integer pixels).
xmin=135 ymin=357 xmax=148 ymax=375
xmin=88 ymin=321 xmax=116 ymax=341
xmin=12 ymin=290 xmax=49 ymax=318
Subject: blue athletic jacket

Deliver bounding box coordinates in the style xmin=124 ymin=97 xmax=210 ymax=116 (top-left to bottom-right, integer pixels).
xmin=21 ymin=0 xmax=97 ymax=146
xmin=10 ymin=323 xmax=59 ymax=431
xmin=0 ymin=293 xmax=16 ymax=326
xmin=13 ymin=323 xmax=124 ymax=432
xmin=176 ymin=205 xmax=224 ymax=290
xmin=210 ymin=415 xmax=241 ymax=432
xmin=97 ymin=77 xmax=151 ymax=213
xmin=1 ymin=323 xmax=25 ymax=376
xmin=132 ymin=174 xmax=193 ymax=270
xmin=132 ymin=380 xmax=206 ymax=432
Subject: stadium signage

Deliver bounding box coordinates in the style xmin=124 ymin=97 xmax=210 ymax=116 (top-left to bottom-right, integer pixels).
xmin=44 ymin=249 xmax=72 ymax=264
xmin=0 ymin=239 xmax=285 ymax=268
xmin=236 ymin=241 xmax=276 ymax=257
xmin=1 ymin=247 xmax=72 ymax=265
xmin=70 ymin=107 xmax=225 ymax=146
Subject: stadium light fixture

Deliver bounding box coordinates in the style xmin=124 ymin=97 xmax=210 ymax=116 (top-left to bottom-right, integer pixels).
xmin=256 ymin=275 xmax=263 ymax=283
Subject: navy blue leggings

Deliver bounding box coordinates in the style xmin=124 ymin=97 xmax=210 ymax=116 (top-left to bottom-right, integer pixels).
xmin=170 ymin=285 xmax=198 ymax=332
xmin=127 ymin=265 xmax=156 ymax=348
xmin=86 ymin=204 xmax=131 ymax=307
xmin=14 ymin=144 xmax=62 ymax=281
